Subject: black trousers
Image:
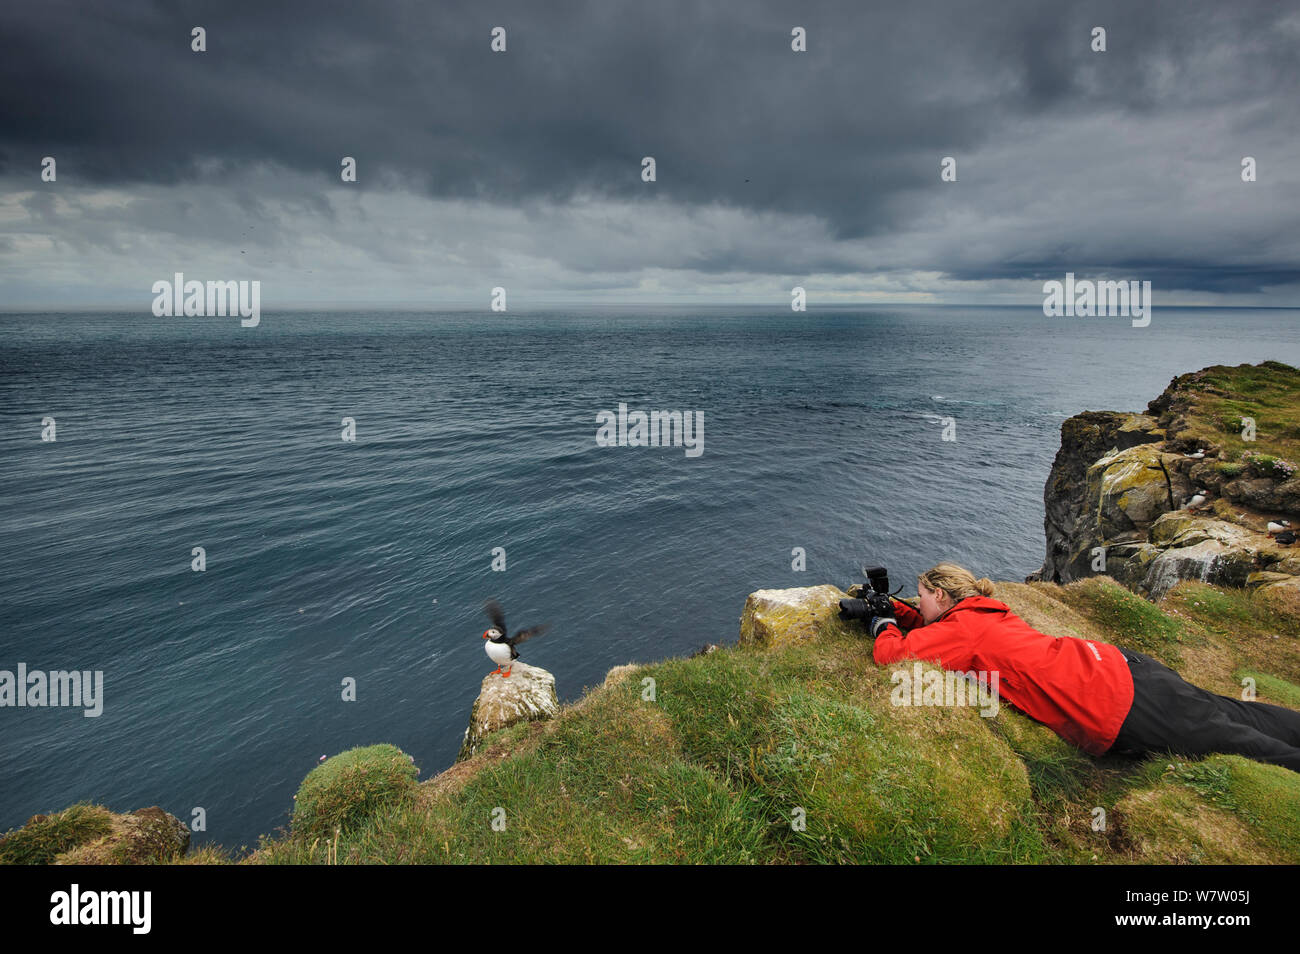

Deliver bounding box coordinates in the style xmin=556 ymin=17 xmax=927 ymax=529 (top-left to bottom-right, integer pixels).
xmin=1109 ymin=648 xmax=1300 ymax=773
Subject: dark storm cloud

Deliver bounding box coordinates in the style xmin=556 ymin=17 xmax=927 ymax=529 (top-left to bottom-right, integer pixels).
xmin=2 ymin=0 xmax=1299 ymax=298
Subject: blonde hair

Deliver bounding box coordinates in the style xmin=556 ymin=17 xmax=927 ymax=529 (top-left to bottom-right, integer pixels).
xmin=918 ymin=562 xmax=995 ymax=604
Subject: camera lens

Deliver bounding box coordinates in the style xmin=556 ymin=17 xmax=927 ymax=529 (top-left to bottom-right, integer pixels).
xmin=838 ymin=598 xmax=872 ymax=621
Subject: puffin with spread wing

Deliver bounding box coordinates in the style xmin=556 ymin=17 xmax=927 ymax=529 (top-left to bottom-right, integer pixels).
xmin=481 ymin=600 xmax=550 ymax=678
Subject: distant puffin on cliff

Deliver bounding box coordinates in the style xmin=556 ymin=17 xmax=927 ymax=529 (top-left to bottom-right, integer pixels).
xmin=1275 ymin=529 xmax=1296 ymax=546
xmin=481 ymin=600 xmax=550 ymax=678
xmin=1184 ymin=489 xmax=1209 ymax=510
xmin=1267 ymin=519 xmax=1291 ymax=536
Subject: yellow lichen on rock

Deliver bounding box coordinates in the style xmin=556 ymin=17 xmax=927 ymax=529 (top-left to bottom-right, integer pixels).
xmin=738 ymin=584 xmax=854 ymax=647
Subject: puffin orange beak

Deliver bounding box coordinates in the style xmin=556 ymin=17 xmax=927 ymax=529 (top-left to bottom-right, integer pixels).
xmin=482 ymin=632 xmax=489 ymax=639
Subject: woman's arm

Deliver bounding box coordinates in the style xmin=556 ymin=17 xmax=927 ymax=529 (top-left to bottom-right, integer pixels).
xmin=871 ymin=611 xmax=978 ymax=671
xmin=890 ymin=598 xmax=925 ymax=630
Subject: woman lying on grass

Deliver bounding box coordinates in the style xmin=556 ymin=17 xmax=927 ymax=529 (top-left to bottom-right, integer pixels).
xmin=850 ymin=562 xmax=1300 ymax=773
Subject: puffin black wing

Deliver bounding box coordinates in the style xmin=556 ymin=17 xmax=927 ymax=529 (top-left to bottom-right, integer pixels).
xmin=508 ymin=624 xmax=550 ymax=647
xmin=484 ymin=600 xmax=507 ymax=635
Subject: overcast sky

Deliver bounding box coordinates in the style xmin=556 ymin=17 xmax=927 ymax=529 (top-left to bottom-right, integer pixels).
xmin=2 ymin=0 xmax=1299 ymax=309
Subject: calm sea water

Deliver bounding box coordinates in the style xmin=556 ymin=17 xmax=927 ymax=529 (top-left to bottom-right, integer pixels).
xmin=2 ymin=305 xmax=1297 ymax=851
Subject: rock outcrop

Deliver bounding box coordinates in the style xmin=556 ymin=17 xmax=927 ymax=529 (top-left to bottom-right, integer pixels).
xmin=738 ymin=584 xmax=853 ymax=647
xmin=1033 ymin=411 xmax=1168 ymax=584
xmin=1030 ymin=362 xmax=1300 ymax=602
xmin=67 ymin=806 xmax=190 ymax=864
xmin=456 ymin=661 xmax=559 ymax=763
xmin=0 ymin=804 xmax=190 ymax=865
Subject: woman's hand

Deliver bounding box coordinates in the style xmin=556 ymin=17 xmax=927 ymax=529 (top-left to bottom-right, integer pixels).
xmin=866 ymin=594 xmax=898 ymax=637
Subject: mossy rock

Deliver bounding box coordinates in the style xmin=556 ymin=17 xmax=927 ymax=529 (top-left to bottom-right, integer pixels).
xmin=738 ymin=585 xmax=855 ymax=647
xmin=1140 ymin=540 xmax=1258 ymax=601
xmin=457 ymin=662 xmax=560 ymax=763
xmin=292 ymin=744 xmax=419 ymax=843
xmin=1148 ymin=512 xmax=1255 ymax=550
xmin=1252 ymin=575 xmax=1300 ymax=619
xmin=1086 ymin=444 xmax=1183 ymax=537
xmin=1110 ymin=544 xmax=1163 ymax=590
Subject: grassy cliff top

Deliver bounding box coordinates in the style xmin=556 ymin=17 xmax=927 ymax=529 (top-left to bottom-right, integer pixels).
xmin=226 ymin=576 xmax=1298 ymax=865
xmin=1150 ymin=359 xmax=1300 ymax=466
xmin=9 ymin=575 xmax=1299 ymax=865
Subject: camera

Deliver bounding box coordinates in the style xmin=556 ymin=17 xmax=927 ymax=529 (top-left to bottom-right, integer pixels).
xmin=838 ymin=565 xmax=896 ymax=622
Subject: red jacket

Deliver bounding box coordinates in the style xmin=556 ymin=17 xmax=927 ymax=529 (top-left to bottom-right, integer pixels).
xmin=872 ymin=596 xmax=1135 ymax=755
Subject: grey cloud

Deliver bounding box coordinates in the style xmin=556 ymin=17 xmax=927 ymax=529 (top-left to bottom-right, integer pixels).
xmin=1 ymin=0 xmax=1299 ymax=302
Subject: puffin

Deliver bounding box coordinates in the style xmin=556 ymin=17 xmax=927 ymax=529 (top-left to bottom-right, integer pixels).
xmin=1184 ymin=449 xmax=1206 ymax=459
xmin=1275 ymin=529 xmax=1296 ymax=546
xmin=1184 ymin=489 xmax=1209 ymax=510
xmin=1267 ymin=520 xmax=1291 ymax=536
xmin=481 ymin=600 xmax=549 ymax=678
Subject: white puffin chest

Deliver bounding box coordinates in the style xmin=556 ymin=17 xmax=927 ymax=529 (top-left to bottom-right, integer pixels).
xmin=485 ymin=639 xmax=514 ymax=665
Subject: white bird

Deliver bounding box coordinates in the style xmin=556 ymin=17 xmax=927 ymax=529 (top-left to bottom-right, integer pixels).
xmin=1267 ymin=520 xmax=1291 ymax=536
xmin=1184 ymin=449 xmax=1206 ymax=459
xmin=1185 ymin=490 xmax=1209 ymax=510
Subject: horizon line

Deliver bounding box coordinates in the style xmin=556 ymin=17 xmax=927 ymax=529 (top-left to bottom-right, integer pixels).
xmin=3 ymin=301 xmax=1299 ymax=313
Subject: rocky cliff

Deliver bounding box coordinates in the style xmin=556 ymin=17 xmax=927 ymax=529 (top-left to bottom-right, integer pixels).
xmin=1029 ymin=361 xmax=1300 ymax=605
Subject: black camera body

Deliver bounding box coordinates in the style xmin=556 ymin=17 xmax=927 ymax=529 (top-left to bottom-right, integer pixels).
xmin=839 ymin=565 xmax=896 ymax=622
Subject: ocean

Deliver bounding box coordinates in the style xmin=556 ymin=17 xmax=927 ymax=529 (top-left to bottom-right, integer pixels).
xmin=2 ymin=305 xmax=1297 ymax=851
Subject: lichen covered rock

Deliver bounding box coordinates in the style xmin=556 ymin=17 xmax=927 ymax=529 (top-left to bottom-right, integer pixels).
xmin=1138 ymin=540 xmax=1257 ymax=600
xmin=1031 ymin=362 xmax=1300 ymax=599
xmin=738 ymin=584 xmax=854 ymax=647
xmin=1033 ymin=412 xmax=1165 ymax=584
xmin=1093 ymin=444 xmax=1184 ymax=530
xmin=457 ymin=661 xmax=559 ymax=763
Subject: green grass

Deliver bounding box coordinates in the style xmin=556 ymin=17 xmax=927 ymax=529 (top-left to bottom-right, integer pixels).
xmin=1116 ymin=755 xmax=1300 ymax=863
xmin=989 ymin=708 xmax=1093 ymax=804
xmin=0 ymin=802 xmax=114 ymax=865
xmin=250 ymin=632 xmax=1050 ymax=865
xmin=12 ymin=575 xmax=1300 ymax=866
xmin=1231 ymin=670 xmax=1300 ymax=709
xmin=1161 ymin=581 xmax=1300 ymax=685
xmin=1173 ymin=361 xmax=1300 ymax=465
xmin=290 ymin=743 xmax=420 ymax=844
xmin=650 ymin=647 xmax=1045 ymax=863
xmin=260 ymin=677 xmax=768 ymax=864
xmin=1052 ymin=576 xmax=1199 ymax=667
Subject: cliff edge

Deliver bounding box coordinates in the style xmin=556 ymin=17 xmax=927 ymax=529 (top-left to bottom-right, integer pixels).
xmin=1029 ymin=361 xmax=1300 ymax=604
